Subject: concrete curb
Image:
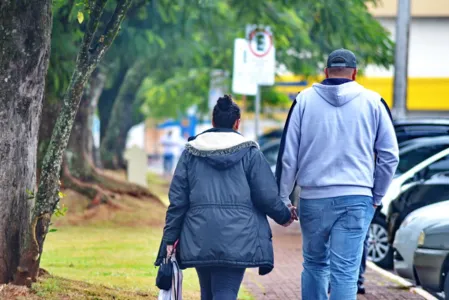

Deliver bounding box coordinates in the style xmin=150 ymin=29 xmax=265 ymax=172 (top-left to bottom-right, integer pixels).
xmin=367 ymin=261 xmax=438 ymax=300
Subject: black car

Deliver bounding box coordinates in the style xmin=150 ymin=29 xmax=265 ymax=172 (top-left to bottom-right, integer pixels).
xmin=387 ymin=170 xmax=449 ymax=245
xmin=395 ymin=136 xmax=449 ymax=177
xmin=259 ymin=118 xmax=449 ymax=147
xmin=258 ymin=129 xmax=283 ymax=147
xmin=414 ymin=219 xmax=449 ymax=296
xmin=260 ymin=139 xmax=281 ymax=169
xmin=394 ymin=118 xmax=449 ymax=144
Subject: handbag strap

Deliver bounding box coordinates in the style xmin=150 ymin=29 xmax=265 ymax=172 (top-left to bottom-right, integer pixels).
xmin=172 ymin=258 xmax=180 ymax=300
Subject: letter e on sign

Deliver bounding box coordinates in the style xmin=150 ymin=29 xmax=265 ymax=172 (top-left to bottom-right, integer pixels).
xmin=248 ymin=30 xmax=273 ymax=58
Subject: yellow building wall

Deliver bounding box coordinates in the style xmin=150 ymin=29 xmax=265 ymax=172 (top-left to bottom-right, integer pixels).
xmin=275 ymin=75 xmax=449 ymax=111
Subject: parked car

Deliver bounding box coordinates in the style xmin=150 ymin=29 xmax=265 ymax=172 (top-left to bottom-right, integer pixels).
xmin=259 ymin=118 xmax=449 ymax=148
xmin=414 ymin=219 xmax=449 ymax=296
xmin=394 ymin=137 xmax=449 ymax=177
xmin=370 ymin=147 xmax=449 ymax=269
xmin=258 ymin=129 xmax=283 ymax=148
xmin=394 ymin=118 xmax=449 ymax=144
xmin=388 ymin=171 xmax=449 ymax=244
xmin=260 ymin=139 xmax=281 ymax=171
xmin=393 ymin=200 xmax=449 ymax=279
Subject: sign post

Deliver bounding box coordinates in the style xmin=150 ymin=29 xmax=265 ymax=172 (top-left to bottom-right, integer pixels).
xmin=246 ymin=26 xmax=275 ymax=139
xmin=232 ymin=25 xmax=275 ymax=140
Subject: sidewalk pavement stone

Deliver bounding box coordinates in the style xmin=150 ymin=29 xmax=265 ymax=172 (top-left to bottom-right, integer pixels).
xmin=242 ymin=223 xmax=425 ymax=300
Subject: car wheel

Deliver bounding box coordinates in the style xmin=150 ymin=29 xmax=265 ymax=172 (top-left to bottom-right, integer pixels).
xmin=368 ymin=214 xmax=394 ymax=269
xmin=444 ymin=270 xmax=449 ymax=298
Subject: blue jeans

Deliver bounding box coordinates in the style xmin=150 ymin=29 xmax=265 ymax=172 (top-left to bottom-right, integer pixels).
xmin=358 ymin=224 xmax=370 ymax=287
xmin=300 ymin=195 xmax=375 ymax=300
xmin=196 ymin=267 xmax=245 ymax=300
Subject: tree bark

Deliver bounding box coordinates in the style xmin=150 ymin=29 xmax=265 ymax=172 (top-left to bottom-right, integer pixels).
xmin=0 ymin=0 xmax=52 ymax=284
xmin=100 ymin=60 xmax=149 ymax=169
xmin=64 ymin=68 xmax=153 ymax=201
xmin=13 ymin=0 xmax=133 ymax=286
xmin=98 ymin=66 xmax=128 ymax=143
xmin=37 ymin=95 xmax=61 ymax=181
xmin=66 ymin=70 xmax=106 ymax=180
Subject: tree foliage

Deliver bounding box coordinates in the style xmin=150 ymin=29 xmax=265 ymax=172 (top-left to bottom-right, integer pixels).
xmin=45 ymin=0 xmax=395 ymax=169
xmin=136 ymin=0 xmax=393 ymax=118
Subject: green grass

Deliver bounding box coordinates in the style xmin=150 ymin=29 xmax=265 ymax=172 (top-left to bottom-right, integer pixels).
xmin=41 ymin=213 xmax=253 ymax=299
xmin=41 ymin=226 xmax=201 ymax=299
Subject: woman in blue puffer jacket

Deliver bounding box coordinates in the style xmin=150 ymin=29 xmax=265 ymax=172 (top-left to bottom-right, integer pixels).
xmin=156 ymin=95 xmax=294 ymax=300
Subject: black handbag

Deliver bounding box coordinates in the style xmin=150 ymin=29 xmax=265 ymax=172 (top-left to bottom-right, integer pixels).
xmin=156 ymin=240 xmax=178 ymax=291
xmin=156 ymin=256 xmax=174 ymax=291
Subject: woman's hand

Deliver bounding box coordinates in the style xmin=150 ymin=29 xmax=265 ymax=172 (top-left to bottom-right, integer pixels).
xmin=166 ymin=244 xmax=175 ymax=257
xmin=282 ymin=205 xmax=298 ymax=227
xmin=288 ymin=204 xmax=299 ymax=221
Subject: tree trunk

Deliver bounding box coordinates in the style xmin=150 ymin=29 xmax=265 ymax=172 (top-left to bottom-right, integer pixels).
xmin=0 ymin=0 xmax=52 ymax=284
xmin=13 ymin=0 xmax=133 ymax=286
xmin=100 ymin=60 xmax=149 ymax=169
xmin=62 ymin=70 xmax=111 ymax=204
xmin=66 ymin=70 xmax=106 ymax=180
xmin=63 ymin=68 xmax=153 ymax=201
xmin=98 ymin=66 xmax=128 ymax=143
xmin=38 ymin=95 xmax=61 ymax=180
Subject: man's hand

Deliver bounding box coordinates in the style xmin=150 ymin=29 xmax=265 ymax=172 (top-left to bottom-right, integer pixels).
xmin=288 ymin=204 xmax=299 ymax=221
xmin=282 ymin=205 xmax=298 ymax=227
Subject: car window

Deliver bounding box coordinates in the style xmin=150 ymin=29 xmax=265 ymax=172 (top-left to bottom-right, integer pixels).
xmin=395 ymin=125 xmax=449 ymax=143
xmin=397 ymin=145 xmax=449 ymax=175
xmin=262 ymin=144 xmax=280 ymax=167
xmin=426 ymin=154 xmax=449 ymax=179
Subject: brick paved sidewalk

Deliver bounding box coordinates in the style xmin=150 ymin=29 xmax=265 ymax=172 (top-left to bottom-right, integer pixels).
xmin=242 ymin=223 xmax=425 ymax=300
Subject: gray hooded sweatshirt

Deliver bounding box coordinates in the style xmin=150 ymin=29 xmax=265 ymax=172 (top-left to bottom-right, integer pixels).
xmin=279 ymin=81 xmax=399 ymax=206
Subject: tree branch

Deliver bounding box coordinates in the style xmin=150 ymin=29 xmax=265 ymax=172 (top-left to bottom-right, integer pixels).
xmin=34 ymin=0 xmax=133 ymax=218
xmin=89 ymin=0 xmax=134 ymax=65
xmin=79 ymin=0 xmax=108 ymax=65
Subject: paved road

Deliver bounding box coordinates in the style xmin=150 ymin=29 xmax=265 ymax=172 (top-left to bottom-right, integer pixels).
xmin=243 ymin=223 xmax=425 ymax=300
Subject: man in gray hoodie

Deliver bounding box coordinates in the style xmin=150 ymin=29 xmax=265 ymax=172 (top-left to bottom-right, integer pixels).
xmin=277 ymin=49 xmax=399 ymax=300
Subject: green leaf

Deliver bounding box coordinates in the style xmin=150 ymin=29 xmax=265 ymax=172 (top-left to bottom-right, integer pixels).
xmin=77 ymin=11 xmax=84 ymax=24
xmin=58 ymin=191 xmax=65 ymax=199
xmin=26 ymin=188 xmax=35 ymax=200
xmin=49 ymin=229 xmax=58 ymax=233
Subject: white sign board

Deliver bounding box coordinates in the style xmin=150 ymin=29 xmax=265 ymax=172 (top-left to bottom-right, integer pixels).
xmin=232 ymin=30 xmax=275 ymax=95
xmin=247 ymin=29 xmax=275 ymax=85
xmin=232 ymin=38 xmax=257 ymax=95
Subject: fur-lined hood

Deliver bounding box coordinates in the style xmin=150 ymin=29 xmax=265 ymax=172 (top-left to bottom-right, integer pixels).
xmin=185 ymin=128 xmax=259 ymax=169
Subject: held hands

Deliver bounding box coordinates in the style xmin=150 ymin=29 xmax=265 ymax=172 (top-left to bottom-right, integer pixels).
xmin=282 ymin=204 xmax=299 ymax=227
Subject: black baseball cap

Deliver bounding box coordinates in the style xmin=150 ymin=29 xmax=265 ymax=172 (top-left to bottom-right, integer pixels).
xmin=326 ymin=49 xmax=357 ymax=68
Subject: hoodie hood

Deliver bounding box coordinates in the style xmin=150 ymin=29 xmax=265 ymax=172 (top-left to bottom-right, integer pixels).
xmin=185 ymin=128 xmax=259 ymax=169
xmin=312 ymin=81 xmax=364 ymax=107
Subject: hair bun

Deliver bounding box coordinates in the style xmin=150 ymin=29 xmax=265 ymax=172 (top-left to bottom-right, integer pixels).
xmin=217 ymin=95 xmax=233 ymax=110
